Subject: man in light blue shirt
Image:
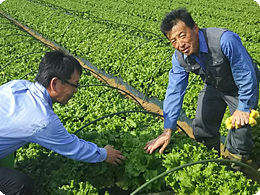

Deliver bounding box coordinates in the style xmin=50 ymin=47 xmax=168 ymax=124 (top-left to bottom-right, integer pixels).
xmin=144 ymin=8 xmax=260 ymax=169
xmin=0 ymin=50 xmax=125 ymax=194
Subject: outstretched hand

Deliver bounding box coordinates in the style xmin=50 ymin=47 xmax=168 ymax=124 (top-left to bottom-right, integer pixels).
xmin=144 ymin=128 xmax=172 ymax=154
xmin=104 ymin=145 xmax=125 ymax=165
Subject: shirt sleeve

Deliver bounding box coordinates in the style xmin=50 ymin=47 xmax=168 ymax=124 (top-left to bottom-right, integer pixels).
xmin=29 ymin=117 xmax=107 ymax=163
xmin=220 ymin=31 xmax=259 ymax=112
xmin=163 ymin=52 xmax=189 ymax=130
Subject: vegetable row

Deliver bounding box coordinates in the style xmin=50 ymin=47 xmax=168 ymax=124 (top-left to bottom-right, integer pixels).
xmin=1 ymin=2 xmax=260 ymax=194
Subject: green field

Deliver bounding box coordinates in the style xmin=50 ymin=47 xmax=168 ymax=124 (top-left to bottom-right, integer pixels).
xmin=1 ymin=0 xmax=260 ymax=194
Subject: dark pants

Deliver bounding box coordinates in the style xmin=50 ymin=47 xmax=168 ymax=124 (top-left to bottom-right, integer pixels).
xmin=192 ymin=85 xmax=257 ymax=155
xmin=0 ymin=167 xmax=33 ymax=195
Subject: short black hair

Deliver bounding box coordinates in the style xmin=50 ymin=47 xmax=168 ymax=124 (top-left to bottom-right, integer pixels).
xmin=160 ymin=8 xmax=196 ymax=37
xmin=35 ymin=50 xmax=82 ymax=88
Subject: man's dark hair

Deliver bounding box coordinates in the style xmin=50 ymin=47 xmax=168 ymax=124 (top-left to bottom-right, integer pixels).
xmin=35 ymin=50 xmax=82 ymax=88
xmin=160 ymin=8 xmax=196 ymax=37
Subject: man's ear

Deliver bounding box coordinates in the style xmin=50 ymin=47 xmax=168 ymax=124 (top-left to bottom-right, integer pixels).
xmin=193 ymin=23 xmax=199 ymax=33
xmin=48 ymin=77 xmax=59 ymax=92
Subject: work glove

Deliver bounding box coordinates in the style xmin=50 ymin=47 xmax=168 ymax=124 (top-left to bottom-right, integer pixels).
xmin=225 ymin=109 xmax=259 ymax=129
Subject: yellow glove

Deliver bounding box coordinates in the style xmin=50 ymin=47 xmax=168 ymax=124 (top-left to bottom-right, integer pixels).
xmin=250 ymin=109 xmax=259 ymax=118
xmin=225 ymin=109 xmax=259 ymax=129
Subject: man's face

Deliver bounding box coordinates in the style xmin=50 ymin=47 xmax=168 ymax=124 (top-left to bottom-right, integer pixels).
xmin=55 ymin=70 xmax=80 ymax=105
xmin=166 ymin=20 xmax=199 ymax=56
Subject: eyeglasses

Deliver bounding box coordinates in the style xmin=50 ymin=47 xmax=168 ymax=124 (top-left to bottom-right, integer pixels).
xmin=57 ymin=77 xmax=80 ymax=89
xmin=63 ymin=80 xmax=80 ymax=89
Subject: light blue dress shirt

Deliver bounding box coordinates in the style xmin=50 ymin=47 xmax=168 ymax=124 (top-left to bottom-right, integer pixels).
xmin=0 ymin=80 xmax=107 ymax=163
xmin=163 ymin=30 xmax=259 ymax=130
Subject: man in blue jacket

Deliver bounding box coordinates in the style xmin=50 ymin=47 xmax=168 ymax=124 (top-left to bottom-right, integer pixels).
xmin=0 ymin=50 xmax=125 ymax=194
xmin=144 ymin=8 xmax=260 ymax=167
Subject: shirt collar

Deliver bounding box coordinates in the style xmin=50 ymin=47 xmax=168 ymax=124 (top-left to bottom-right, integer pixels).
xmin=183 ymin=30 xmax=208 ymax=59
xmin=35 ymin=82 xmax=53 ymax=107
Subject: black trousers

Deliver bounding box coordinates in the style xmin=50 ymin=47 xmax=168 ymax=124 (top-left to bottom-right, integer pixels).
xmin=192 ymin=84 xmax=258 ymax=155
xmin=0 ymin=167 xmax=33 ymax=195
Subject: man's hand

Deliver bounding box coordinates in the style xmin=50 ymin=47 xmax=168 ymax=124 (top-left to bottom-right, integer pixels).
xmin=231 ymin=109 xmax=250 ymax=128
xmin=144 ymin=128 xmax=172 ymax=154
xmin=104 ymin=145 xmax=125 ymax=165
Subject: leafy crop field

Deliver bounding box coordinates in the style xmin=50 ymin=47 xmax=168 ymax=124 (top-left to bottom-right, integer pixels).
xmin=1 ymin=0 xmax=260 ymax=194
